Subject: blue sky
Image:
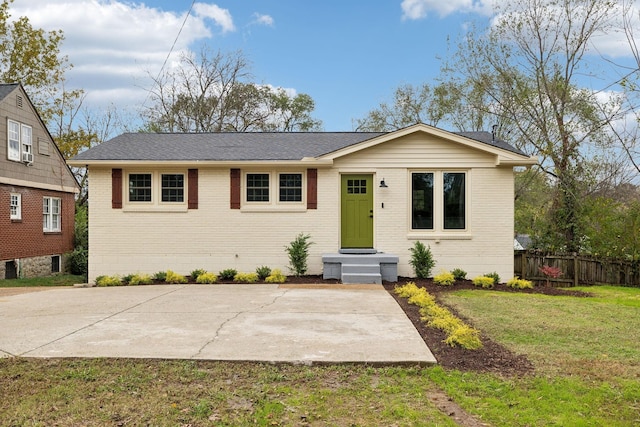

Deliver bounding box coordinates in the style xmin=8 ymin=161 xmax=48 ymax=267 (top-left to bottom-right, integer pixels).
xmin=8 ymin=0 xmax=638 ymax=132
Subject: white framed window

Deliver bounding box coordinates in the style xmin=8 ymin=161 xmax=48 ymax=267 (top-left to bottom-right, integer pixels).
xmin=128 ymin=173 xmax=152 ymax=202
xmin=21 ymin=124 xmax=32 ymax=156
xmin=279 ymin=173 xmax=303 ymax=202
xmin=7 ymin=119 xmax=20 ymax=161
xmin=161 ymin=173 xmax=184 ymax=202
xmin=246 ymin=173 xmax=270 ymax=202
xmin=43 ymin=197 xmax=61 ymax=232
xmin=10 ymin=193 xmax=21 ymax=220
xmin=410 ymin=171 xmax=467 ymax=232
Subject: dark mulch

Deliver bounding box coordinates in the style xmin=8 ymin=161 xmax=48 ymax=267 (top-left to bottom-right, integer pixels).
xmin=383 ymin=278 xmax=592 ymax=376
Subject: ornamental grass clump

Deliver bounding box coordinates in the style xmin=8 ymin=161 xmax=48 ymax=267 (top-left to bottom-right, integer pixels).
xmin=394 ymin=282 xmax=482 ymax=350
xmin=433 ymin=270 xmax=455 ymax=286
xmin=473 ymin=276 xmax=495 ymax=289
xmin=256 ymin=266 xmax=272 ymax=281
xmin=451 ymin=268 xmax=467 ymax=281
xmin=165 ymin=270 xmax=187 ymax=284
xmin=196 ymin=272 xmax=217 ymax=284
xmin=506 ymin=276 xmax=534 ymax=289
xmin=190 ymin=269 xmax=206 ymax=281
xmin=265 ymin=268 xmax=287 ymax=284
xmin=234 ymin=272 xmax=259 ymax=283
xmin=218 ymin=269 xmax=237 ymax=281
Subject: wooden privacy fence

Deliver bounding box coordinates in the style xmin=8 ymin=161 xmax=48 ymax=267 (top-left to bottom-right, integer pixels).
xmin=514 ymin=251 xmax=640 ymax=287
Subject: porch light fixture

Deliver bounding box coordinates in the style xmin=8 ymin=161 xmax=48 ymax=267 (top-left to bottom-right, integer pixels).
xmin=379 ymin=178 xmax=388 ymax=188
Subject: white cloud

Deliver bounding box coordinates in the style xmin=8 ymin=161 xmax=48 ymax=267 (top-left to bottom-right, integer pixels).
xmin=193 ymin=3 xmax=235 ymax=33
xmin=400 ymin=0 xmax=493 ymax=19
xmin=7 ymin=0 xmax=235 ymax=118
xmin=252 ymin=13 xmax=274 ymax=27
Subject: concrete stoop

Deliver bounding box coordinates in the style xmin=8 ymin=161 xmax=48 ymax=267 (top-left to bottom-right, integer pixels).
xmin=322 ymin=250 xmax=399 ymax=284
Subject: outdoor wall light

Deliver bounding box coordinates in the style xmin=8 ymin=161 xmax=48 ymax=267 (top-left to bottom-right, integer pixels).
xmin=379 ymin=178 xmax=388 ymax=188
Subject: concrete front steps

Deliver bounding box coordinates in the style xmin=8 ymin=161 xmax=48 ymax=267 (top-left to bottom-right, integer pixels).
xmin=322 ymin=249 xmax=399 ymax=284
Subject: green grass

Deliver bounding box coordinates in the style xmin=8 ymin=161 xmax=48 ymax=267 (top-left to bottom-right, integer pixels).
xmin=433 ymin=285 xmax=640 ymax=426
xmin=0 ymin=274 xmax=84 ymax=287
xmin=1 ymin=285 xmax=639 ymax=425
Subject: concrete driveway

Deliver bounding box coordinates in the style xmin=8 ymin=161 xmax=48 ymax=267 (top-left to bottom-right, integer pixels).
xmin=0 ymin=284 xmax=436 ymax=364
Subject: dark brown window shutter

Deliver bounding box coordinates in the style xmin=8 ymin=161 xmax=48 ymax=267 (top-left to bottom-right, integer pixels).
xmin=112 ymin=168 xmax=122 ymax=209
xmin=188 ymin=169 xmax=198 ymax=209
xmin=230 ymin=168 xmax=241 ymax=209
xmin=307 ymin=168 xmax=317 ymax=209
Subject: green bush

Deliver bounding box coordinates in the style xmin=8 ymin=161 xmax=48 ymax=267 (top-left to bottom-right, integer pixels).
xmin=286 ymin=233 xmax=313 ymax=276
xmin=129 ymin=273 xmax=153 ymax=286
xmin=433 ymin=270 xmax=455 ymax=286
xmin=506 ymin=276 xmax=534 ymax=289
xmin=121 ymin=274 xmax=134 ymax=285
xmin=451 ymin=268 xmax=467 ymax=281
xmin=484 ymin=271 xmax=500 ymax=285
xmin=409 ymin=241 xmax=435 ymax=279
xmin=472 ymin=276 xmax=495 ymax=289
xmin=190 ymin=269 xmax=206 ymax=281
xmin=165 ymin=270 xmax=187 ymax=284
xmin=95 ymin=275 xmax=122 ymax=287
xmin=196 ymin=272 xmax=217 ymax=284
xmin=153 ymin=271 xmax=167 ymax=282
xmin=218 ymin=268 xmax=238 ymax=281
xmin=234 ymin=272 xmax=259 ymax=283
xmin=265 ymin=268 xmax=287 ymax=284
xmin=68 ymin=248 xmax=88 ymax=277
xmin=256 ymin=265 xmax=272 ymax=280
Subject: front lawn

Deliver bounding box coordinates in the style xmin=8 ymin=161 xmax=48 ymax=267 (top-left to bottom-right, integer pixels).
xmin=0 ymin=274 xmax=84 ymax=288
xmin=0 ymin=284 xmax=638 ymax=426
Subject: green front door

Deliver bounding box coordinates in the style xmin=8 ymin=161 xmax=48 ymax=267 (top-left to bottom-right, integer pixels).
xmin=341 ymin=174 xmax=374 ymax=248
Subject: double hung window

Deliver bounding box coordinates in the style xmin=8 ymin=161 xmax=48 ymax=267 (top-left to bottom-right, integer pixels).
xmin=129 ymin=174 xmax=152 ymax=202
xmin=43 ymin=197 xmax=61 ymax=232
xmin=246 ymin=173 xmax=270 ymax=202
xmin=10 ymin=193 xmax=21 ymax=220
xmin=161 ymin=174 xmax=184 ymax=202
xmin=7 ymin=120 xmax=20 ymax=161
xmin=7 ymin=119 xmax=33 ymax=162
xmin=279 ymin=173 xmax=302 ymax=202
xmin=411 ymin=172 xmax=466 ymax=231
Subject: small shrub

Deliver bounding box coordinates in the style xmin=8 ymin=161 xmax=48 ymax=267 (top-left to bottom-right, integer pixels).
xmin=153 ymin=271 xmax=167 ymax=282
xmin=506 ymin=276 xmax=534 ymax=289
xmin=265 ymin=268 xmax=287 ymax=284
xmin=218 ymin=268 xmax=238 ymax=281
xmin=539 ymin=265 xmax=563 ymax=286
xmin=445 ymin=324 xmax=483 ymax=350
xmin=256 ymin=265 xmax=272 ymax=281
xmin=484 ymin=272 xmax=500 ymax=285
xmin=190 ymin=269 xmax=206 ymax=281
xmin=472 ymin=276 xmax=495 ymax=289
xmin=129 ymin=273 xmax=153 ymax=286
xmin=95 ymin=275 xmax=122 ymax=287
xmin=121 ymin=274 xmax=134 ymax=285
xmin=196 ymin=272 xmax=217 ymax=284
xmin=234 ymin=272 xmax=259 ymax=283
xmin=165 ymin=270 xmax=187 ymax=284
xmin=69 ymin=248 xmax=88 ymax=277
xmin=409 ymin=241 xmax=435 ymax=279
xmin=451 ymin=268 xmax=467 ymax=281
xmin=433 ymin=270 xmax=455 ymax=286
xmin=286 ymin=233 xmax=313 ymax=276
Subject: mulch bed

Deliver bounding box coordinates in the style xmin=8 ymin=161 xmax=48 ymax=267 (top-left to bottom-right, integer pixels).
xmin=384 ymin=278 xmax=592 ymax=376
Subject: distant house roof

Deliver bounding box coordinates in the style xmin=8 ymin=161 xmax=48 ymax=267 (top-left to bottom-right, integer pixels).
xmin=70 ymin=124 xmax=529 ymax=163
xmin=0 ymin=83 xmax=19 ymax=101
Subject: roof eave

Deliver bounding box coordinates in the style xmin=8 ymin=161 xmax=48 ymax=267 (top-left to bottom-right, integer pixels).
xmin=67 ymin=158 xmax=335 ymax=167
xmin=497 ymin=156 xmax=538 ymax=167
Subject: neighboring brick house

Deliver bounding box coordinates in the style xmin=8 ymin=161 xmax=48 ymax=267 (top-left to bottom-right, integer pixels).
xmin=0 ymin=83 xmax=79 ymax=279
xmin=69 ymin=123 xmax=536 ymax=284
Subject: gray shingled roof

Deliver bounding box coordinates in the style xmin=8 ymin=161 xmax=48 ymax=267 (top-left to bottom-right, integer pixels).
xmin=0 ymin=83 xmax=19 ymax=101
xmin=71 ymin=128 xmax=527 ymax=162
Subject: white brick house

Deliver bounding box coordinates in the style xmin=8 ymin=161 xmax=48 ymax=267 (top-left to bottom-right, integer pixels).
xmin=68 ymin=123 xmax=536 ymax=283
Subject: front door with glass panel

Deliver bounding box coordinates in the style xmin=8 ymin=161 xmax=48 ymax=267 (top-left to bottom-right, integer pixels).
xmin=341 ymin=174 xmax=374 ymax=248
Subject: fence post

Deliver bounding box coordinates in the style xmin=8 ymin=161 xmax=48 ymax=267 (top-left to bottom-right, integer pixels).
xmin=573 ymin=254 xmax=579 ymax=287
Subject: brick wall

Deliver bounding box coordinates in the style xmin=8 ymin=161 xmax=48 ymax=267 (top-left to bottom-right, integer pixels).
xmin=0 ymin=184 xmax=75 ymax=260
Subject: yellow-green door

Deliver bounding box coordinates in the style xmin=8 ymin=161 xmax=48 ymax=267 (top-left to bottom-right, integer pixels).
xmin=341 ymin=174 xmax=373 ymax=248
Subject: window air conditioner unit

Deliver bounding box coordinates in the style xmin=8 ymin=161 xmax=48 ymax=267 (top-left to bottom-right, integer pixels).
xmin=22 ymin=152 xmax=33 ymax=163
